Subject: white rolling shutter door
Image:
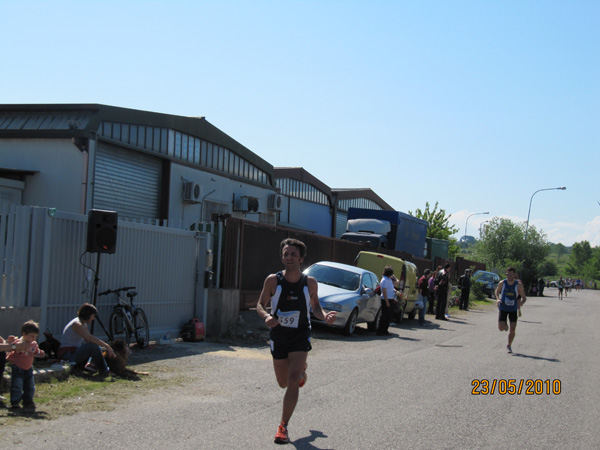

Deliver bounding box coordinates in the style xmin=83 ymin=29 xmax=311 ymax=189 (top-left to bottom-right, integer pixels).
xmin=93 ymin=143 xmax=162 ymax=220
xmin=335 ymin=211 xmax=348 ymax=239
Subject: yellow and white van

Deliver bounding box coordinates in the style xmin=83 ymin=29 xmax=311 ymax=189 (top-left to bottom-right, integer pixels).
xmin=354 ymin=251 xmax=419 ymax=322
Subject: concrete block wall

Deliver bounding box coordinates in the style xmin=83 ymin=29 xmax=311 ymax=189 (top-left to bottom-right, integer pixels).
xmin=206 ymin=289 xmax=240 ymax=337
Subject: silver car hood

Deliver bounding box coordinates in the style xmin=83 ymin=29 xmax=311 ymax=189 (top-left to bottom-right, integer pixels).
xmin=317 ymin=283 xmax=356 ymax=302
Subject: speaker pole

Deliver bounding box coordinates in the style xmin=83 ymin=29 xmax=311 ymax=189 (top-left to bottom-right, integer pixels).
xmin=90 ymin=252 xmax=101 ymax=334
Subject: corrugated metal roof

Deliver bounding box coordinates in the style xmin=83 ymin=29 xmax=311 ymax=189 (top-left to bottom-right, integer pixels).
xmin=0 ymin=103 xmax=275 ymax=186
xmin=0 ymin=111 xmax=93 ymax=131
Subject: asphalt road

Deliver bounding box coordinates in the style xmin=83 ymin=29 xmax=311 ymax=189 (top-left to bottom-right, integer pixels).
xmin=2 ymin=288 xmax=599 ymax=449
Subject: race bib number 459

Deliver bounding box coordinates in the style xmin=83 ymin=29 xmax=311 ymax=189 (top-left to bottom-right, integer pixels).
xmin=278 ymin=310 xmax=300 ymax=328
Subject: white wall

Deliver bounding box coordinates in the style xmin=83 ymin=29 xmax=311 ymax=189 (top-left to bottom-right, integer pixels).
xmin=1 ymin=138 xmax=279 ymax=227
xmin=168 ymin=162 xmax=276 ymax=228
xmin=0 ymin=138 xmax=84 ymax=213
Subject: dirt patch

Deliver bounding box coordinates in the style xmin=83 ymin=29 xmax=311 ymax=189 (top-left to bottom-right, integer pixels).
xmin=0 ymin=310 xmax=272 ymax=426
xmin=0 ymin=338 xmax=256 ymax=426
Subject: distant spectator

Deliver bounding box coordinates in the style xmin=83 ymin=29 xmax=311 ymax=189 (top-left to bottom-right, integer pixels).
xmin=445 ymin=281 xmax=453 ymax=319
xmin=428 ymin=266 xmax=441 ymax=315
xmin=530 ymin=281 xmax=537 ymax=297
xmin=458 ymin=269 xmax=472 ymax=311
xmin=417 ymin=269 xmax=431 ymax=326
xmin=435 ymin=263 xmax=452 ymax=321
xmin=538 ymin=278 xmax=545 ymax=297
xmin=377 ymin=266 xmax=397 ymax=336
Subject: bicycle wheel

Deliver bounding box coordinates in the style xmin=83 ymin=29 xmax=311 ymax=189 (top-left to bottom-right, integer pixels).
xmin=133 ymin=309 xmax=150 ymax=348
xmin=109 ymin=309 xmax=131 ymax=347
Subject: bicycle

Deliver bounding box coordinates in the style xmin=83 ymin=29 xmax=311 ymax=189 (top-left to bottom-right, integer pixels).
xmin=98 ymin=286 xmax=150 ymax=348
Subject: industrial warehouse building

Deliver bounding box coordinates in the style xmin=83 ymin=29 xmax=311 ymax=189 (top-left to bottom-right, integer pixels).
xmin=0 ymin=104 xmax=279 ymax=229
xmin=1 ymin=104 xmax=394 ymax=236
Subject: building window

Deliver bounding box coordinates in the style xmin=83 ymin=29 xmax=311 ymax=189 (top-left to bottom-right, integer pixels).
xmin=100 ymin=121 xmax=272 ymax=187
xmin=161 ymin=128 xmax=168 ymax=153
xmin=201 ymin=140 xmax=207 ymax=166
xmin=193 ymin=139 xmax=201 ymax=164
xmin=206 ymin=142 xmax=213 ymax=168
xmin=153 ymin=128 xmax=161 ymax=152
xmin=174 ymin=132 xmax=181 ymax=158
xmin=145 ymin=127 xmax=153 ymax=150
xmin=112 ymin=123 xmax=121 ymax=140
xmin=131 ymin=125 xmax=138 ymax=147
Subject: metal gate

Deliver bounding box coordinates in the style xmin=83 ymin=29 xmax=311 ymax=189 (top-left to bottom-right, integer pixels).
xmin=1 ymin=206 xmax=208 ymax=340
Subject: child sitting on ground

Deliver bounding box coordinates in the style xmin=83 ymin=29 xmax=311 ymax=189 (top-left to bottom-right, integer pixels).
xmin=6 ymin=320 xmax=46 ymax=410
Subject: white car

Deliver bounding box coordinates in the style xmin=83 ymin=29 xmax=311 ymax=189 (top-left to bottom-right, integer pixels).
xmin=304 ymin=261 xmax=381 ymax=335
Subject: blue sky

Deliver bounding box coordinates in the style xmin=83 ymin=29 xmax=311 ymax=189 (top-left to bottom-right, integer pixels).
xmin=1 ymin=0 xmax=598 ymax=246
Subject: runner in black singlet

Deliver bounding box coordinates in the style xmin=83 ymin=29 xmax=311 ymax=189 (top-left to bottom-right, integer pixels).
xmin=257 ymin=238 xmax=336 ymax=445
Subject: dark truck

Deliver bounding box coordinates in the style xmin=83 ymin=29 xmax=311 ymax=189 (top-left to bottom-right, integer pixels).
xmin=341 ymin=207 xmax=428 ymax=257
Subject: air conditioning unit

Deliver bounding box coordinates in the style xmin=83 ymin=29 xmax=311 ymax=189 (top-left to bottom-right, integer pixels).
xmin=183 ymin=181 xmax=202 ymax=203
xmin=268 ymin=194 xmax=283 ymax=211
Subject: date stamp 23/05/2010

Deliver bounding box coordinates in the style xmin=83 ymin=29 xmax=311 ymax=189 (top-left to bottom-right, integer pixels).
xmin=471 ymin=379 xmax=561 ymax=396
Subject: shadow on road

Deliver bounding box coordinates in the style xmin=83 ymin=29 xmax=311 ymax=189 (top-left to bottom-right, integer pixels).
xmin=511 ymin=353 xmax=560 ymax=362
xmin=4 ymin=408 xmax=49 ymax=420
xmin=128 ymin=340 xmax=267 ymax=366
xmin=292 ymin=429 xmax=333 ymax=449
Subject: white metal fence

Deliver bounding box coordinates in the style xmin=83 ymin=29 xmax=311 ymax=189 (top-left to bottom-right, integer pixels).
xmin=1 ymin=206 xmax=209 ymax=341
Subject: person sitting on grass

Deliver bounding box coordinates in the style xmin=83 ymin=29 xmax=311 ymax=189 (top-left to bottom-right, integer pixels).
xmin=58 ymin=303 xmax=116 ymax=378
xmin=6 ymin=320 xmax=46 ymax=410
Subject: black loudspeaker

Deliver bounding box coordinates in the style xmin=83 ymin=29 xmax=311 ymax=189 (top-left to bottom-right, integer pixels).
xmin=86 ymin=209 xmax=118 ymax=254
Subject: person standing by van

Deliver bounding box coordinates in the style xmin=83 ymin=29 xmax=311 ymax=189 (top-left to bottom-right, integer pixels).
xmin=428 ymin=266 xmax=441 ymax=315
xmin=377 ymin=265 xmax=396 ymax=336
xmin=435 ymin=263 xmax=452 ymax=321
xmin=417 ymin=269 xmax=431 ymax=326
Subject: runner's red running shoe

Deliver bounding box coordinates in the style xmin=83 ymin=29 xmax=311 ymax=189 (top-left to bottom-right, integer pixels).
xmin=274 ymin=424 xmax=289 ymax=444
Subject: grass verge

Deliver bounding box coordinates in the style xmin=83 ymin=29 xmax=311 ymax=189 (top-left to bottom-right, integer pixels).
xmin=0 ymin=357 xmax=190 ymax=426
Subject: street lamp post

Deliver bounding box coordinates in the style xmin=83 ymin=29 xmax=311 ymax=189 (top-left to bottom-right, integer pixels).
xmin=464 ymin=211 xmax=489 ymax=243
xmin=524 ymin=187 xmax=566 ymax=243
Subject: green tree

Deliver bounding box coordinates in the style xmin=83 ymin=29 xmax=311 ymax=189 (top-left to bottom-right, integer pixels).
xmin=474 ymin=217 xmax=550 ymax=289
xmin=537 ymin=259 xmax=558 ymax=277
xmin=409 ymin=201 xmax=460 ymax=258
xmin=565 ymin=241 xmax=600 ymax=280
xmin=555 ymin=243 xmax=566 ymax=261
xmin=566 ymin=241 xmax=592 ymax=274
xmin=409 ymin=201 xmax=458 ymax=239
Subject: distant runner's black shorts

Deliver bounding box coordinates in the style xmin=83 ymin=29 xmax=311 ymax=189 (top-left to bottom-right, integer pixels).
xmin=269 ymin=329 xmax=312 ymax=360
xmin=498 ymin=310 xmax=518 ymax=324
